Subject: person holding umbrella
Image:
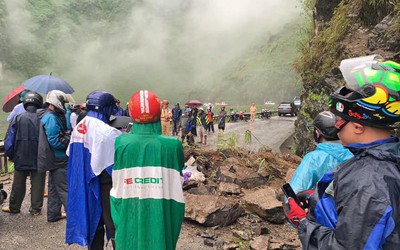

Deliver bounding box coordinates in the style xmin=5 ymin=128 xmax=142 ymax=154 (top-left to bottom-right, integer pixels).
xmin=37 ymin=90 xmax=70 ymax=222
xmin=3 ymin=92 xmax=46 ymax=215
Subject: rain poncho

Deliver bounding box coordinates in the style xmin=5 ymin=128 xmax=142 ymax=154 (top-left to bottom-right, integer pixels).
xmin=110 ymin=121 xmax=185 ymax=250
xmin=299 ymin=137 xmax=400 ymax=249
xmin=289 ymin=142 xmax=353 ymax=194
xmin=65 ymin=113 xmax=122 ymax=246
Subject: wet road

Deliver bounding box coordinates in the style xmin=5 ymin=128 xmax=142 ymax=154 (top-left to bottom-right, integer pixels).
xmin=0 ymin=116 xmax=296 ymax=249
xmin=206 ymin=116 xmax=296 ymax=152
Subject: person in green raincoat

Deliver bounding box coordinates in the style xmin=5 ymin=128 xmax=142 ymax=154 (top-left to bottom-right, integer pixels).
xmin=110 ymin=90 xmax=185 ymax=250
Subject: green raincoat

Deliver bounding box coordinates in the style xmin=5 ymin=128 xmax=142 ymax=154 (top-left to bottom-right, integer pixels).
xmin=110 ymin=121 xmax=185 ymax=250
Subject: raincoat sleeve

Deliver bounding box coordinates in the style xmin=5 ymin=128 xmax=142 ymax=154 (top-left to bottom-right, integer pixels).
xmin=42 ymin=114 xmax=67 ymax=150
xmin=298 ymin=174 xmax=396 ymax=249
xmin=4 ymin=119 xmax=17 ymax=159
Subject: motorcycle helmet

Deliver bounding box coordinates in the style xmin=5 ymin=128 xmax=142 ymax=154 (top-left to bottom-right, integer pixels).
xmin=129 ymin=90 xmax=161 ymax=123
xmin=86 ymin=90 xmax=116 ymax=121
xmin=46 ymin=90 xmax=68 ymax=114
xmin=23 ymin=91 xmax=43 ymax=109
xmin=329 ymin=55 xmax=400 ymax=129
xmin=312 ymin=111 xmax=339 ymax=142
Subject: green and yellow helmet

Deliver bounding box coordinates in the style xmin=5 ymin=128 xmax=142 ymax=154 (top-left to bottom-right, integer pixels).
xmin=329 ymin=55 xmax=400 ymax=129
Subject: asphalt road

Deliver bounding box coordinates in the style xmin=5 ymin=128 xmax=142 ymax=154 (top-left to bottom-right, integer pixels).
xmin=0 ymin=116 xmax=296 ymax=250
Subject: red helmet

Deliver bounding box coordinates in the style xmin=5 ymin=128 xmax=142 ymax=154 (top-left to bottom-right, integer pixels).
xmin=129 ymin=90 xmax=161 ymax=123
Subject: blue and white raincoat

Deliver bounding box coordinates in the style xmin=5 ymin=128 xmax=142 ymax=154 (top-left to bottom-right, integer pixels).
xmin=65 ymin=112 xmax=122 ymax=246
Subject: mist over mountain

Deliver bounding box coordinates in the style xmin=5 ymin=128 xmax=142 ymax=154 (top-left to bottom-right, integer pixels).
xmin=0 ymin=0 xmax=303 ymax=104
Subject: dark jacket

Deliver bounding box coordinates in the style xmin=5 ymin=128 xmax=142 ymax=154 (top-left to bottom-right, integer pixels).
xmin=5 ymin=112 xmax=41 ymax=171
xmin=172 ymin=107 xmax=182 ymax=121
xmin=185 ymin=115 xmax=196 ymax=135
xmin=299 ymin=137 xmax=400 ymax=249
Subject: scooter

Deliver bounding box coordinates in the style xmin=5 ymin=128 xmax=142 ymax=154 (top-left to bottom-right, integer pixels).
xmin=261 ymin=109 xmax=271 ymax=119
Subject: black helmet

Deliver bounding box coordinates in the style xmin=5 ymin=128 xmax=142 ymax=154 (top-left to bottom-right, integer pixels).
xmin=23 ymin=91 xmax=43 ymax=109
xmin=312 ymin=111 xmax=339 ymax=142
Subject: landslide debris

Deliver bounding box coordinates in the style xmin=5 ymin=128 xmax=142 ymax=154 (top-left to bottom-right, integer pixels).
xmin=183 ymin=146 xmax=301 ymax=249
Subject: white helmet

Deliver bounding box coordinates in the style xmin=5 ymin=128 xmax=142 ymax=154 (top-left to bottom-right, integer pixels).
xmin=46 ymin=90 xmax=68 ymax=113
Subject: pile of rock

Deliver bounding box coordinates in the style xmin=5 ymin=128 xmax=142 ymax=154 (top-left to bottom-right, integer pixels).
xmin=182 ymin=147 xmax=301 ymax=249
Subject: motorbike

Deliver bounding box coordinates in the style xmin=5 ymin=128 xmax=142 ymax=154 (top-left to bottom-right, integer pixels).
xmin=228 ymin=111 xmax=238 ymax=122
xmin=261 ymin=109 xmax=271 ymax=119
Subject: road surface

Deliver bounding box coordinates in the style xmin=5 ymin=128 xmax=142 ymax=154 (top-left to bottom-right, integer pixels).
xmin=0 ymin=116 xmax=296 ymax=250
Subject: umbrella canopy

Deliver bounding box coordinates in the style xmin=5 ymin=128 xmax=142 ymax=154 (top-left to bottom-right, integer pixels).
xmin=2 ymin=86 xmax=26 ymax=112
xmin=22 ymin=74 xmax=74 ymax=94
xmin=185 ymin=99 xmax=203 ymax=107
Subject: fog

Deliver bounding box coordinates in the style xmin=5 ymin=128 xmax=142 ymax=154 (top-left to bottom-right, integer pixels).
xmin=3 ymin=0 xmax=301 ymax=103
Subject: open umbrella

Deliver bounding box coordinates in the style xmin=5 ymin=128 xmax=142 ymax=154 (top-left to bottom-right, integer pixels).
xmin=185 ymin=99 xmax=203 ymax=107
xmin=22 ymin=74 xmax=74 ymax=94
xmin=2 ymin=86 xmax=26 ymax=112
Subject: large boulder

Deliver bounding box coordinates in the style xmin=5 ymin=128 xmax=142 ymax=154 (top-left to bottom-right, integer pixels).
xmin=242 ymin=187 xmax=285 ymax=224
xmin=185 ymin=193 xmax=244 ymax=227
xmin=219 ymin=182 xmax=241 ymax=195
xmin=250 ymin=235 xmax=270 ymax=250
xmin=217 ymin=157 xmax=267 ymax=188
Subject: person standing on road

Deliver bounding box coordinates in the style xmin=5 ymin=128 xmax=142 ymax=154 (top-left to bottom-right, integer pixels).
xmin=3 ymin=92 xmax=45 ymax=215
xmin=66 ymin=90 xmax=122 ymax=249
xmin=196 ymin=108 xmax=209 ymax=145
xmin=206 ymin=108 xmax=214 ymax=133
xmin=218 ymin=105 xmax=227 ymax=133
xmin=172 ymin=103 xmax=182 ymax=136
xmin=180 ymin=108 xmax=189 ymax=143
xmin=110 ymin=90 xmax=185 ymax=249
xmin=284 ymin=56 xmax=400 ymax=249
xmin=37 ymin=90 xmax=70 ymax=222
xmin=184 ymin=108 xmax=196 ymax=145
xmin=160 ymin=100 xmax=172 ymax=136
xmin=250 ymin=103 xmax=257 ymax=121
xmin=289 ymin=111 xmax=353 ymax=194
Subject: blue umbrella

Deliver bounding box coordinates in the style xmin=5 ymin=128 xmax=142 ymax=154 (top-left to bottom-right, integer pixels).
xmin=22 ymin=74 xmax=74 ymax=94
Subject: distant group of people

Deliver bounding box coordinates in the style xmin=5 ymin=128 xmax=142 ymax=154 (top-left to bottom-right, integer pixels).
xmin=3 ymin=89 xmax=185 ymax=249
xmin=157 ymin=100 xmax=229 ymax=146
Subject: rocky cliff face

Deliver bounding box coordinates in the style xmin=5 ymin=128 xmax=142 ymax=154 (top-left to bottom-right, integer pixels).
xmin=294 ymin=0 xmax=400 ymax=156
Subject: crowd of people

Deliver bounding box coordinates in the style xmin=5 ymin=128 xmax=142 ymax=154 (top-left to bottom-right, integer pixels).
xmin=3 ymin=89 xmax=188 ymax=249
xmin=2 ymin=54 xmax=400 ymax=249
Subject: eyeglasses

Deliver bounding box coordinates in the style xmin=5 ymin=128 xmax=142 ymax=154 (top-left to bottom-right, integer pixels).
xmin=334 ymin=119 xmax=349 ymax=131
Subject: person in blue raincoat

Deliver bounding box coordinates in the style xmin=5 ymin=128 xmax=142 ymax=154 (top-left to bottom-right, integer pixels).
xmin=66 ymin=91 xmax=122 ymax=249
xmin=289 ymin=111 xmax=353 ymax=194
xmin=284 ymin=56 xmax=400 ymax=249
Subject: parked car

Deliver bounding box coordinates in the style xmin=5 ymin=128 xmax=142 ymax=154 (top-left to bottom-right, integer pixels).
xmin=278 ymin=102 xmax=297 ymax=117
